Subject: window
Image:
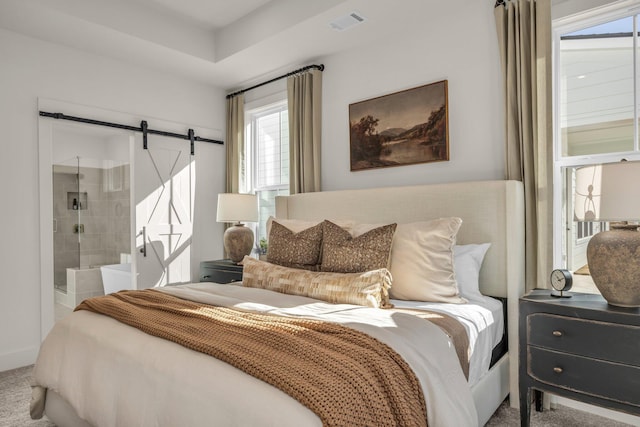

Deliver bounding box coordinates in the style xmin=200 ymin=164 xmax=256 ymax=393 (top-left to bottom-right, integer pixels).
xmin=558 ymin=15 xmax=636 ymax=157
xmin=576 ymin=221 xmax=605 ymax=240
xmin=553 ymin=4 xmax=640 ymax=277
xmin=245 ymin=100 xmax=289 ymax=244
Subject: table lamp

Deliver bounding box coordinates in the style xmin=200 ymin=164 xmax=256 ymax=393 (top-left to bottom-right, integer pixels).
xmin=574 ymin=161 xmax=640 ymax=307
xmin=216 ymin=193 xmax=258 ymax=263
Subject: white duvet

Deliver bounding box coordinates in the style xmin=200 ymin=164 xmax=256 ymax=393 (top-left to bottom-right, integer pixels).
xmin=33 ymin=283 xmax=478 ymax=427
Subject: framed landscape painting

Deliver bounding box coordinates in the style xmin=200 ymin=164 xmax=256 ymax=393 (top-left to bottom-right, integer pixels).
xmin=349 ymin=80 xmax=449 ymax=171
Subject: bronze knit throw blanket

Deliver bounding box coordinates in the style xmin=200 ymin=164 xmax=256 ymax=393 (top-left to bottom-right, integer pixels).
xmin=76 ymin=290 xmax=428 ymax=427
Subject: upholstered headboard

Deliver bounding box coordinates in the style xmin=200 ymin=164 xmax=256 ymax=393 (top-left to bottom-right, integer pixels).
xmin=275 ymin=180 xmax=525 ymax=300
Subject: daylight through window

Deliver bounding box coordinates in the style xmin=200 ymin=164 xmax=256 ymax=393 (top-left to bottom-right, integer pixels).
xmin=246 ymin=101 xmax=290 ymax=245
xmin=554 ymin=6 xmax=640 ymax=280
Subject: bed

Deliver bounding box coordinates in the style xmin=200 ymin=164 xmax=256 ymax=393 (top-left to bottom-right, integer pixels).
xmin=31 ymin=179 xmax=525 ymax=427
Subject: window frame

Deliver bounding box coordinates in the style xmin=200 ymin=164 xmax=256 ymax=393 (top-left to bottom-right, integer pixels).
xmin=244 ymin=93 xmax=290 ymax=244
xmin=552 ymin=0 xmax=640 ymax=269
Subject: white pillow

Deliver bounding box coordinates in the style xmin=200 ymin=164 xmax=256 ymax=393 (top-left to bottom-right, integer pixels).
xmin=389 ymin=218 xmax=467 ymax=304
xmin=453 ymin=243 xmax=491 ymax=301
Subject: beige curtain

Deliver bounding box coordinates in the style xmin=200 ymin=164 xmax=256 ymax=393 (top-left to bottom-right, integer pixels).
xmin=225 ymin=94 xmax=245 ymax=193
xmin=494 ymin=0 xmax=553 ymax=291
xmin=287 ymin=69 xmax=322 ymax=194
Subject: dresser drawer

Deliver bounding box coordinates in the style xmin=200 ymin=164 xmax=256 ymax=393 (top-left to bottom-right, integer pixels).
xmin=200 ymin=266 xmax=242 ymax=284
xmin=528 ymin=313 xmax=640 ymax=366
xmin=528 ymin=346 xmax=640 ymax=408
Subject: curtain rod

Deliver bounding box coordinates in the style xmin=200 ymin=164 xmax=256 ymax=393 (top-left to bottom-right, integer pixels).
xmin=39 ymin=111 xmax=223 ymax=155
xmin=226 ymin=64 xmax=324 ymax=99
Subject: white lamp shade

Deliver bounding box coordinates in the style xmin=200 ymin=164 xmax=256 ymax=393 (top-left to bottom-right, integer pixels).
xmin=216 ymin=193 xmax=258 ymax=223
xmin=574 ymin=161 xmax=640 ymax=222
xmin=574 ymin=165 xmax=602 ymax=221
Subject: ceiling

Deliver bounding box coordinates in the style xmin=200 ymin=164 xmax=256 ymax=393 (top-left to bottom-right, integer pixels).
xmin=0 ymin=0 xmax=441 ymax=92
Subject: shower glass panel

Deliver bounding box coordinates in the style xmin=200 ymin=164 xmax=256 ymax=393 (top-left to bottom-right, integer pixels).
xmin=52 ymin=156 xmax=131 ymax=298
xmin=52 ymin=157 xmax=81 ymax=293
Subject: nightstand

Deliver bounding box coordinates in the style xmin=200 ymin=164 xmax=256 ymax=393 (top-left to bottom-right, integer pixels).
xmin=199 ymin=259 xmax=243 ymax=284
xmin=519 ymin=289 xmax=640 ymax=427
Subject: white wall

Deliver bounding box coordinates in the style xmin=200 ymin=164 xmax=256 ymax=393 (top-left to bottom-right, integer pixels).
xmin=0 ymin=28 xmax=226 ymax=371
xmin=319 ymin=0 xmax=504 ymax=191
xmin=1 ymin=0 xmax=614 ymax=373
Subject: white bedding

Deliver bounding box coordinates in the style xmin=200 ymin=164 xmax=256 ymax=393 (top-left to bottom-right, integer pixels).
xmin=392 ymin=293 xmax=504 ymax=386
xmin=33 ymin=283 xmax=479 ymax=427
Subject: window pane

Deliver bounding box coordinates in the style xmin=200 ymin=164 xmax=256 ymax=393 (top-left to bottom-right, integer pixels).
xmin=559 ymin=16 xmax=635 ymax=156
xmin=255 ymin=108 xmax=290 ymax=189
xmin=255 ymin=188 xmax=289 ymax=243
xmin=246 ymin=101 xmax=290 ymax=249
xmin=256 ymin=112 xmax=281 ymax=188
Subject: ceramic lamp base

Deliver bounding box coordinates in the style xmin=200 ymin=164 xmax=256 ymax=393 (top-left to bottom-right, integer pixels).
xmin=223 ymin=224 xmax=254 ymax=263
xmin=587 ymin=228 xmax=640 ymax=307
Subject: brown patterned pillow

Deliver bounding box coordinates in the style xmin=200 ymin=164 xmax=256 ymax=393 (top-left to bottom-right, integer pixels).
xmin=266 ymin=221 xmax=323 ymax=270
xmin=321 ymin=220 xmax=397 ymax=273
xmin=242 ymin=256 xmax=393 ymax=308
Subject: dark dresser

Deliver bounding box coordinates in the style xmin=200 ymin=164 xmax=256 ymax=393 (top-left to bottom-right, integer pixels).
xmin=519 ymin=289 xmax=640 ymax=427
xmin=199 ymin=259 xmax=243 ymax=284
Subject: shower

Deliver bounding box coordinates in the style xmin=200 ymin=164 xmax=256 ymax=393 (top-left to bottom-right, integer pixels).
xmin=51 ymin=124 xmax=131 ymax=308
xmin=52 ymin=157 xmax=82 ymax=293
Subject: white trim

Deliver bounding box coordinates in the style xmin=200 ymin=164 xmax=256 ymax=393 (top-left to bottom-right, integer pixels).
xmin=555 ymin=152 xmax=640 ymax=168
xmin=554 ymin=0 xmax=640 ymax=34
xmin=38 ymin=112 xmax=55 ymax=342
xmin=0 ymin=346 xmax=40 ymax=372
xmin=634 ymin=15 xmax=639 ymax=152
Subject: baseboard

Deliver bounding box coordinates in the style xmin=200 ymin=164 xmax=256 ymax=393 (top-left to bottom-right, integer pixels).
xmin=0 ymin=346 xmax=39 ymax=372
xmin=552 ymin=395 xmax=640 ymax=425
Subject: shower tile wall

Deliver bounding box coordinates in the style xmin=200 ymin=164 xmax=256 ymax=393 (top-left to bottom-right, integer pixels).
xmin=53 ymin=165 xmax=130 ymax=292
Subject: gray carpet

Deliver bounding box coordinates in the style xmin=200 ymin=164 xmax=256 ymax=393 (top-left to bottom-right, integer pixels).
xmin=485 ymin=398 xmax=633 ymax=427
xmin=0 ymin=365 xmax=634 ymax=426
xmin=0 ymin=366 xmax=54 ymax=427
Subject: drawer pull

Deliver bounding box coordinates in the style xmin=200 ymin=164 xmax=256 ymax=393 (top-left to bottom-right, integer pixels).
xmin=552 ymin=330 xmax=563 ymax=337
xmin=553 ymin=367 xmax=563 ymax=374
xmin=202 ymin=275 xmax=211 ymax=279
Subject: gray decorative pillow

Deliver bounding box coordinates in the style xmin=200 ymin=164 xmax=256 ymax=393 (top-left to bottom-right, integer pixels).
xmin=242 ymin=256 xmax=393 ymax=308
xmin=321 ymin=220 xmax=397 ymax=273
xmin=266 ymin=221 xmax=323 ymax=270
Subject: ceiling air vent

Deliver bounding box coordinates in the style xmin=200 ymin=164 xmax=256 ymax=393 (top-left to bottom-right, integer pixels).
xmin=329 ymin=12 xmax=366 ymax=31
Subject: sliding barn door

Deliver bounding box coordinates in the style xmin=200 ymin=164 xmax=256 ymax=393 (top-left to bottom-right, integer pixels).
xmin=134 ymin=134 xmax=194 ymax=288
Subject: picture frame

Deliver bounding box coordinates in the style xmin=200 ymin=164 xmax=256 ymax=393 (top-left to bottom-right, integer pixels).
xmin=349 ymin=80 xmax=449 ymax=171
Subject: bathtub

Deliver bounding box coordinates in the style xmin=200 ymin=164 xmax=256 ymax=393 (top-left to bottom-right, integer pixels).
xmin=100 ymin=263 xmax=132 ymax=294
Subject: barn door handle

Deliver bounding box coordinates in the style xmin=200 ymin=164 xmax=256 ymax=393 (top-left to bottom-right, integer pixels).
xmin=139 ymin=226 xmax=147 ymax=257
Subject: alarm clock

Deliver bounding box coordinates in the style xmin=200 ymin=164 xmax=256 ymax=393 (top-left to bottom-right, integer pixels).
xmin=550 ymin=269 xmax=573 ymax=298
